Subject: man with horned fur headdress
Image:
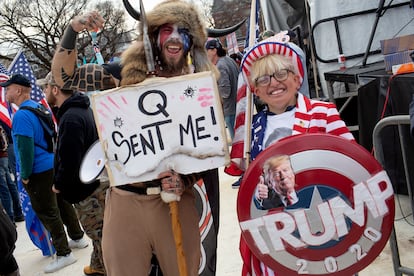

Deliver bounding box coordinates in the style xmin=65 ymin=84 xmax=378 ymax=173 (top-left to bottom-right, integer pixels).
xmin=51 ymin=0 xmax=235 ymax=275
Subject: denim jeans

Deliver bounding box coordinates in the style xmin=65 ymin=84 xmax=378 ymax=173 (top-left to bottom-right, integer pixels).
xmin=7 ymin=145 xmax=16 ymax=177
xmin=0 ymin=157 xmax=22 ymax=221
xmin=224 ymin=114 xmax=235 ymax=141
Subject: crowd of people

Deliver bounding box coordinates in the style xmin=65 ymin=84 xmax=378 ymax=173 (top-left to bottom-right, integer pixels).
xmin=0 ymin=120 xmax=24 ymax=226
xmin=205 ymin=39 xmax=239 ymax=141
xmin=0 ymin=0 xmax=356 ymax=275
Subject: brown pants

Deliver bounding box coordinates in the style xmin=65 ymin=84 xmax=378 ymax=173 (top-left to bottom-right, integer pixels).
xmin=102 ymin=187 xmax=200 ymax=276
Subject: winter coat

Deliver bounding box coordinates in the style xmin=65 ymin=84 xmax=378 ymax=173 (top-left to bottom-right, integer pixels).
xmin=54 ymin=92 xmax=100 ymax=203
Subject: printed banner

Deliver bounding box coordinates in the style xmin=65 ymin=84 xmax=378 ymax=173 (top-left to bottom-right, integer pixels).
xmin=226 ymin=32 xmax=239 ymax=56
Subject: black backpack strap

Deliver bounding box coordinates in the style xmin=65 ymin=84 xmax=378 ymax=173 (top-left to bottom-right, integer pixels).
xmin=19 ymin=105 xmax=56 ymax=152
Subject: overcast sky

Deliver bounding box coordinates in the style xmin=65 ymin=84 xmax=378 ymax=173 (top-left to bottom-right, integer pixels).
xmin=114 ymin=0 xmax=164 ymax=12
xmin=114 ymin=0 xmax=177 ymax=29
xmin=142 ymin=0 xmax=163 ymax=11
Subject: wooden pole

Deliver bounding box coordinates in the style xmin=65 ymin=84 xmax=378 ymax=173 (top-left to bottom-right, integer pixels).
xmin=161 ymin=186 xmax=187 ymax=276
xmin=244 ymin=0 xmax=257 ymax=169
xmin=169 ymin=201 xmax=188 ymax=276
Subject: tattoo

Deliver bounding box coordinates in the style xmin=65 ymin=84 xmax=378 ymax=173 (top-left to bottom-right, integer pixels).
xmin=61 ymin=25 xmax=78 ymax=50
xmin=59 ymin=64 xmax=116 ymax=92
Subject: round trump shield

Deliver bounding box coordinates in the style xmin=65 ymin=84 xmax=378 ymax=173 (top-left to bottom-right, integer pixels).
xmin=238 ymin=134 xmax=395 ymax=275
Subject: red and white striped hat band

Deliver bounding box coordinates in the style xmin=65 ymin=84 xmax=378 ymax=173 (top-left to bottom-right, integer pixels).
xmin=241 ymin=39 xmax=304 ymax=90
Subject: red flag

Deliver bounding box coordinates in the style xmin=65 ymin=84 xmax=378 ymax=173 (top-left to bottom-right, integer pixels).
xmin=0 ymin=63 xmax=12 ymax=128
xmin=240 ymin=236 xmax=263 ymax=276
xmin=224 ymin=75 xmax=247 ymax=176
xmin=231 ymin=1 xmax=266 ymax=274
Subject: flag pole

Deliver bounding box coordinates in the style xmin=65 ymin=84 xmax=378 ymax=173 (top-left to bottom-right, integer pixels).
xmin=304 ymin=0 xmax=321 ymax=98
xmin=243 ymin=0 xmax=257 ymax=169
xmin=40 ymin=219 xmax=55 ymax=257
xmin=7 ymin=49 xmax=23 ymax=72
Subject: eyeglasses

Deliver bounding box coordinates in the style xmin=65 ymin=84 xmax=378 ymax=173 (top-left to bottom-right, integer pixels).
xmin=254 ymin=69 xmax=293 ymax=87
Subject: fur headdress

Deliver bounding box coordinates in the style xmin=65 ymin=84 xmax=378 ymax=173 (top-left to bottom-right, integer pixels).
xmin=121 ymin=0 xmax=215 ymax=85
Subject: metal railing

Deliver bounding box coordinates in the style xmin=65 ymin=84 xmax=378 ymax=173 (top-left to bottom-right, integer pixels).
xmin=373 ymin=115 xmax=414 ymax=276
xmin=310 ymin=1 xmax=410 ymax=64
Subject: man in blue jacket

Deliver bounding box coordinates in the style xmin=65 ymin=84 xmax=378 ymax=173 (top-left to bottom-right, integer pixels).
xmin=1 ymin=74 xmax=76 ymax=273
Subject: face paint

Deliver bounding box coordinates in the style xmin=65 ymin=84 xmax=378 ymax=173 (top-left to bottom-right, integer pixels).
xmin=157 ymin=24 xmax=180 ymax=50
xmin=178 ymin=28 xmax=191 ymax=53
xmin=157 ymin=24 xmax=192 ymax=53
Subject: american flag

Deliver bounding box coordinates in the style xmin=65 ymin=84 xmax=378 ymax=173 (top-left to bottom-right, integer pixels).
xmin=243 ymin=0 xmax=261 ymax=51
xmin=226 ymin=32 xmax=239 ymax=56
xmin=8 ymin=51 xmax=49 ymax=109
xmin=8 ymin=50 xmax=56 ymax=256
xmin=224 ymin=0 xmax=262 ymax=177
xmin=0 ymin=63 xmax=12 ymax=128
xmin=227 ymin=1 xmax=266 ymax=275
xmin=224 ymin=78 xmax=247 ymax=176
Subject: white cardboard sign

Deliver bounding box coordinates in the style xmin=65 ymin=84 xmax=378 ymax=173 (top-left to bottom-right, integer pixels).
xmin=91 ymin=72 xmax=230 ymax=186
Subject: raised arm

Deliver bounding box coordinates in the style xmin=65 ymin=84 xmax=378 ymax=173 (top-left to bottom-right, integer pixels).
xmin=52 ymin=11 xmax=118 ymax=92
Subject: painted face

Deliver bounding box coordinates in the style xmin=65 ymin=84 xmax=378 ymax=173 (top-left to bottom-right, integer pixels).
xmin=157 ymin=23 xmax=191 ymax=75
xmin=157 ymin=23 xmax=191 ymax=54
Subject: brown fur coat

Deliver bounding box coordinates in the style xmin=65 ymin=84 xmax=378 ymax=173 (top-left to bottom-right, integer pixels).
xmin=120 ymin=0 xmax=217 ymax=86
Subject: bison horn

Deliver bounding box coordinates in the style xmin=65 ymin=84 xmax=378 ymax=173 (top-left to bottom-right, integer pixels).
xmin=207 ymin=19 xmax=246 ymax=38
xmin=123 ymin=0 xmax=246 ymax=37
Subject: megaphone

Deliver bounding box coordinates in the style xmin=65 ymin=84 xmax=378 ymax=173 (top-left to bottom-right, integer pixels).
xmin=79 ymin=140 xmax=106 ymax=184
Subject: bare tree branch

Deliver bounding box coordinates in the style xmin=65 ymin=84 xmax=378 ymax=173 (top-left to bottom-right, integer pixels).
xmin=0 ymin=0 xmax=130 ymax=76
xmin=192 ymin=0 xmax=215 ymax=28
